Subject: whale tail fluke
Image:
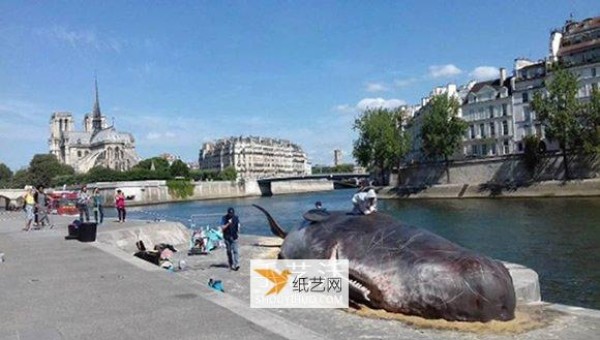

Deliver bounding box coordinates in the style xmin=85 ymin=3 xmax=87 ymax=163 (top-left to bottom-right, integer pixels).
xmin=252 ymin=204 xmax=287 ymax=239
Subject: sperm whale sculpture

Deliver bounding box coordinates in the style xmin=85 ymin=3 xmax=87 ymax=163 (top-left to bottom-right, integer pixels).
xmin=253 ymin=204 xmax=516 ymax=322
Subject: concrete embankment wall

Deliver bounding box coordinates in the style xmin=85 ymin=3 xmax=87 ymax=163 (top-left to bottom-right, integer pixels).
xmin=379 ymin=178 xmax=600 ymax=199
xmin=397 ymin=153 xmax=600 ymax=186
xmin=91 ymin=180 xmax=261 ymax=207
xmin=96 ymin=221 xmax=191 ymax=253
xmin=90 ymin=179 xmax=332 ymax=207
xmin=270 ymin=179 xmax=333 ymax=195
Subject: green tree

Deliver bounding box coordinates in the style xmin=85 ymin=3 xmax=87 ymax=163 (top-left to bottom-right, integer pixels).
xmin=523 ymin=135 xmax=543 ymax=176
xmin=28 ymin=154 xmax=75 ymax=187
xmin=220 ymin=166 xmax=237 ymax=181
xmin=420 ymin=94 xmax=468 ymax=183
xmin=352 ymin=107 xmax=410 ymax=185
xmin=531 ymin=67 xmax=583 ymax=180
xmin=10 ymin=169 xmax=31 ymax=189
xmin=170 ymin=159 xmax=190 ymax=178
xmin=85 ymin=166 xmax=122 ymax=183
xmin=0 ymin=163 xmax=13 ymax=188
xmin=582 ymin=87 xmax=600 ymax=153
xmin=133 ymin=157 xmax=170 ymax=172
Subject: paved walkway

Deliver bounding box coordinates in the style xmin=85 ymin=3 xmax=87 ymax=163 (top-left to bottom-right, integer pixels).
xmin=0 ymin=213 xmax=322 ymax=340
xmin=1 ymin=211 xmax=599 ymax=339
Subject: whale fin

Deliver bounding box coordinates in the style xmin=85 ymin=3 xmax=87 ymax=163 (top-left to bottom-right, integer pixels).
xmin=252 ymin=204 xmax=288 ymax=239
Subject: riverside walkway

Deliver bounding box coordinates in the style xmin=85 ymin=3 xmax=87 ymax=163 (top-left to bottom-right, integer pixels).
xmin=0 ymin=211 xmax=599 ymax=339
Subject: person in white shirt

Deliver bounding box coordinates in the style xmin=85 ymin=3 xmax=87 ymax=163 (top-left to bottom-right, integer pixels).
xmin=352 ymin=189 xmax=377 ymax=215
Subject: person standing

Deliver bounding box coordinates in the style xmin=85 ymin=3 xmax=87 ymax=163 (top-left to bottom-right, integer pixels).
xmin=77 ymin=186 xmax=90 ymax=222
xmin=22 ymin=186 xmax=35 ymax=231
xmin=92 ymin=188 xmax=104 ymax=225
xmin=35 ymin=185 xmax=51 ymax=228
xmin=115 ymin=189 xmax=126 ymax=223
xmin=221 ymin=207 xmax=240 ymax=271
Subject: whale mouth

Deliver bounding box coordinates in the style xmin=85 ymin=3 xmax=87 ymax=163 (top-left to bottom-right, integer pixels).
xmin=349 ymin=275 xmax=372 ymax=302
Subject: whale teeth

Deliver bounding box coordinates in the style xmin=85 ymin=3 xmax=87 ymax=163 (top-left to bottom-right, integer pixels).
xmin=349 ymin=279 xmax=371 ymax=302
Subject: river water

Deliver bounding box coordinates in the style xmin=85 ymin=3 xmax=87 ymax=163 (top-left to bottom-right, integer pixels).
xmin=111 ymin=189 xmax=600 ymax=310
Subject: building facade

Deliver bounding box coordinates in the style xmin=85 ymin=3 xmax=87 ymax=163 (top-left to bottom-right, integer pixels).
xmin=404 ymin=16 xmax=600 ymax=164
xmin=462 ymin=68 xmax=514 ymax=156
xmin=199 ymin=136 xmax=311 ymax=179
xmin=333 ymin=149 xmax=343 ymax=166
xmin=48 ymin=80 xmax=140 ymax=173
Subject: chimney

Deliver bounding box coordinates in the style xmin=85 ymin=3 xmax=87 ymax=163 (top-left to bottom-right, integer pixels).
xmin=499 ymin=68 xmax=506 ymax=84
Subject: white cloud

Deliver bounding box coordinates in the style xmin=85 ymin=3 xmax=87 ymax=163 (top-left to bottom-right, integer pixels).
xmin=428 ymin=64 xmax=462 ymax=78
xmin=356 ymin=98 xmax=406 ymax=111
xmin=35 ymin=25 xmax=124 ymax=52
xmin=365 ymin=82 xmax=389 ymax=93
xmin=469 ymin=66 xmax=500 ymax=81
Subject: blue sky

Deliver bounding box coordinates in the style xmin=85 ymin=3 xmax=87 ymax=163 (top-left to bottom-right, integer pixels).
xmin=1 ymin=1 xmax=598 ymax=171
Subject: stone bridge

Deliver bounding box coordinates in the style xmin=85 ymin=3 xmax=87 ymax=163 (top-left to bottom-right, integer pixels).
xmin=256 ymin=173 xmax=370 ymax=195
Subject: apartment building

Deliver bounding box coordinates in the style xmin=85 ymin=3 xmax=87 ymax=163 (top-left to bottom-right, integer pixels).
xmin=199 ymin=136 xmax=311 ymax=179
xmin=462 ymin=68 xmax=514 ymax=156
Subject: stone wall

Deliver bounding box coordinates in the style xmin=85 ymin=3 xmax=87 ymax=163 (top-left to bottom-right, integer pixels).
xmin=379 ymin=179 xmax=600 ymax=199
xmin=397 ymin=153 xmax=600 ymax=186
xmin=90 ymin=178 xmax=325 ymax=206
xmin=270 ymin=179 xmax=333 ymax=195
xmin=91 ymin=180 xmax=261 ymax=207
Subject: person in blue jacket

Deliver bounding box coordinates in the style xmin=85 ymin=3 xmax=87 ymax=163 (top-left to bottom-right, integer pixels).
xmin=221 ymin=207 xmax=240 ymax=271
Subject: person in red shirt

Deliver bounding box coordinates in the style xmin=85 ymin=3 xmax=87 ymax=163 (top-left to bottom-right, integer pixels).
xmin=115 ymin=189 xmax=126 ymax=223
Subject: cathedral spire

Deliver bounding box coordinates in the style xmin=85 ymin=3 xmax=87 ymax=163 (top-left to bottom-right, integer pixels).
xmin=92 ymin=75 xmax=103 ymax=132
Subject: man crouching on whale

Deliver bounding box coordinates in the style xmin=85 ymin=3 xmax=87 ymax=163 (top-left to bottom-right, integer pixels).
xmin=352 ymin=188 xmax=377 ymax=215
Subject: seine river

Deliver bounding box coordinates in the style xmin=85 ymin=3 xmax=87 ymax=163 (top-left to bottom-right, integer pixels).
xmin=116 ymin=189 xmax=600 ymax=310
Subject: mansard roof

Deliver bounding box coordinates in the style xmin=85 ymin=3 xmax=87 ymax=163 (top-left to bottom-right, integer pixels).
xmin=464 ymin=77 xmax=512 ymax=104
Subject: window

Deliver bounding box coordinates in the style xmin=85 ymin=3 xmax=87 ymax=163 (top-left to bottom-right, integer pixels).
xmin=524 ymin=108 xmax=531 ymax=122
xmin=503 ymin=140 xmax=510 ymax=154
xmin=502 ymin=103 xmax=508 ymax=116
xmin=593 ymin=67 xmax=597 ymax=78
xmin=470 ymin=125 xmax=475 ymax=139
xmin=489 ymin=106 xmax=494 ymax=118
xmin=503 ymin=120 xmax=509 ymax=136
xmin=490 ymin=122 xmax=495 ymax=136
xmin=77 ymin=151 xmax=82 ymax=158
xmin=471 ymin=144 xmax=479 ymax=155
xmin=481 ymin=144 xmax=488 ymax=156
xmin=480 ymin=124 xmax=485 ymax=138
xmin=522 ymin=92 xmax=529 ymax=103
xmin=518 ymin=142 xmax=523 ymax=152
xmin=491 ymin=144 xmax=497 ymax=155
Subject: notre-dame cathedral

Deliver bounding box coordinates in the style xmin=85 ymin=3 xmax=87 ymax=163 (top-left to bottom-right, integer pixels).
xmin=48 ymin=79 xmax=140 ymax=173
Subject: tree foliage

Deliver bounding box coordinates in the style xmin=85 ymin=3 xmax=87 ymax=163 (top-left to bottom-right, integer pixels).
xmin=133 ymin=157 xmax=170 ymax=172
xmin=27 ymin=154 xmax=75 ymax=187
xmin=10 ymin=169 xmax=31 ymax=189
xmin=220 ymin=166 xmax=237 ymax=181
xmin=523 ymin=135 xmax=543 ymax=175
xmin=352 ymin=107 xmax=410 ymax=184
xmin=420 ymin=94 xmax=467 ymax=183
xmin=312 ymin=164 xmax=355 ymax=174
xmin=531 ymin=67 xmax=582 ymax=180
xmin=166 ymin=178 xmax=195 ymax=199
xmin=0 ymin=163 xmax=13 ymax=187
xmin=170 ymin=159 xmax=190 ymax=178
xmin=582 ymin=87 xmax=600 ymax=153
